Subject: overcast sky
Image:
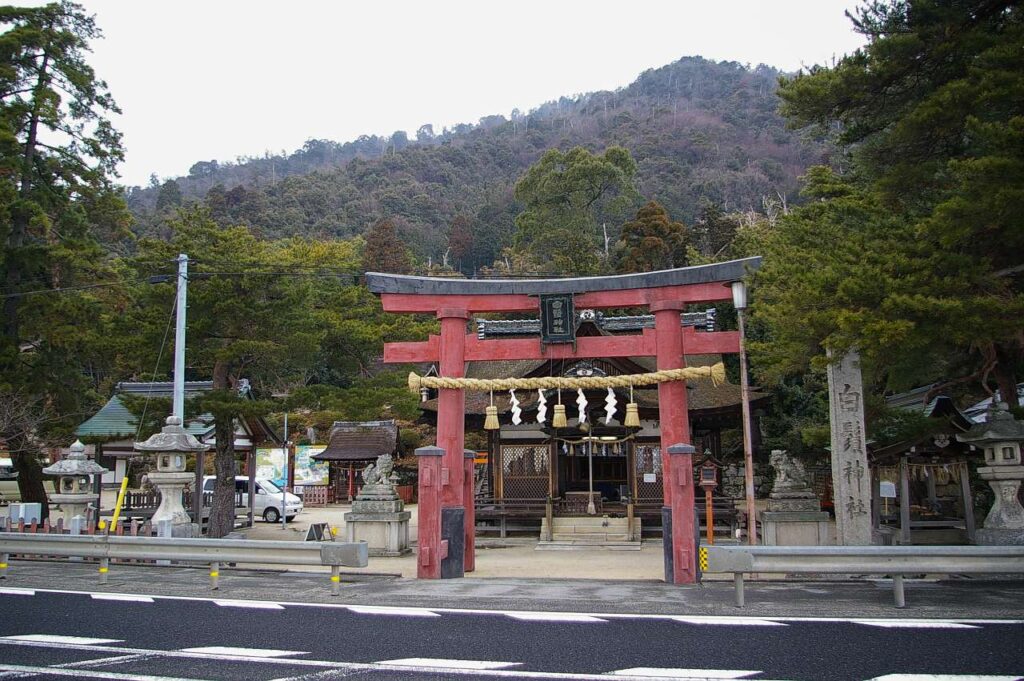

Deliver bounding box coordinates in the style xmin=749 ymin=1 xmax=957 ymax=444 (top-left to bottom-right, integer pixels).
xmin=73 ymin=1 xmax=867 ymax=187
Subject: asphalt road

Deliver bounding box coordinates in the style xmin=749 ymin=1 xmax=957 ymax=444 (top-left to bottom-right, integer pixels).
xmin=1 ymin=589 xmax=1022 ymax=681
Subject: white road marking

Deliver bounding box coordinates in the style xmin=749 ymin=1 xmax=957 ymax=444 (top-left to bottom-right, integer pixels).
xmin=2 ymin=634 xmax=123 ymax=645
xmin=379 ymin=658 xmax=521 ymax=670
xmin=614 ymin=669 xmax=761 ymax=679
xmin=213 ymin=599 xmax=285 ymax=610
xmin=0 ymin=665 xmax=203 ymax=681
xmin=0 ymin=640 xmax=793 ymax=681
xmin=346 ymin=604 xmax=440 ymax=617
xmin=54 ymin=654 xmax=156 ymax=669
xmin=91 ymin=594 xmax=155 ymax=603
xmin=180 ymin=646 xmax=307 ymax=658
xmin=672 ymin=615 xmax=787 ymax=627
xmin=505 ymin=612 xmax=606 ymax=623
xmin=854 ymin=621 xmax=979 ymax=629
xmin=9 ymin=585 xmax=1024 ymax=627
xmin=867 ymin=676 xmax=1024 ymax=681
xmin=0 ymin=588 xmax=35 ymax=596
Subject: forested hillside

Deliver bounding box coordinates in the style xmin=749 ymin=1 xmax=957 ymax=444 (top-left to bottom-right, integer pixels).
xmin=126 ymin=57 xmax=829 ymax=272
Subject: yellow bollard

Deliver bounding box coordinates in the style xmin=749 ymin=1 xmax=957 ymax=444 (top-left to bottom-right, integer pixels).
xmin=210 ymin=562 xmax=220 ymax=590
xmin=109 ymin=476 xmax=130 ymax=533
xmin=0 ymin=552 xmax=9 ymax=579
xmin=330 ymin=565 xmax=340 ymax=596
xmin=99 ymin=558 xmax=109 ymax=585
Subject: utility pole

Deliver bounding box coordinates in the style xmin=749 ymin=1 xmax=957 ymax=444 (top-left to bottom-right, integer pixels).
xmin=173 ymin=254 xmax=188 ymax=419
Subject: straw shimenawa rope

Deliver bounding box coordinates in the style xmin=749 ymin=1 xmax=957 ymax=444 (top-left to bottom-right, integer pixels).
xmin=408 ymin=362 xmax=726 ymax=393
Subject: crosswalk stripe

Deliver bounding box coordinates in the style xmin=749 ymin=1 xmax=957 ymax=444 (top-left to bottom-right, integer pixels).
xmin=854 ymin=621 xmax=979 ymax=629
xmin=613 ymin=669 xmax=760 ymax=679
xmin=505 ymin=612 xmax=606 ymax=623
xmin=866 ymin=675 xmax=1023 ymax=680
xmin=92 ymin=594 xmax=155 ymax=603
xmin=179 ymin=646 xmax=306 ymax=658
xmin=672 ymin=616 xmax=786 ymax=627
xmin=379 ymin=658 xmax=521 ymax=670
xmin=346 ymin=605 xmax=440 ymax=617
xmin=2 ymin=635 xmax=122 ymax=645
xmin=213 ymin=599 xmax=285 ymax=610
xmin=0 ymin=588 xmax=35 ymax=596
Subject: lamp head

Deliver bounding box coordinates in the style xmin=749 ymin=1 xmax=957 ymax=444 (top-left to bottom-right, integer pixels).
xmin=730 ymin=280 xmax=748 ymax=310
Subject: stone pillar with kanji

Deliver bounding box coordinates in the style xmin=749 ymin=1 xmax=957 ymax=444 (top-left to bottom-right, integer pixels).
xmin=826 ymin=350 xmax=872 ymax=545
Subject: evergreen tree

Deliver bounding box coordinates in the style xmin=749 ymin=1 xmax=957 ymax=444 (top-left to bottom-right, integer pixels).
xmin=513 ymin=146 xmax=638 ymax=275
xmin=615 ymin=201 xmax=689 ymax=273
xmin=758 ymin=0 xmax=1024 ymax=399
xmin=362 ymin=217 xmax=412 ymax=274
xmin=0 ymin=1 xmax=129 ymax=514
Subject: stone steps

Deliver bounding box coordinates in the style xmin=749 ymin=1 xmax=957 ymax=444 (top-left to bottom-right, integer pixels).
xmin=539 ymin=516 xmax=641 ymax=549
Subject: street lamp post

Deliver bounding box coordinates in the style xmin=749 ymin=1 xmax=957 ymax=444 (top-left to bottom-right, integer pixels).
xmin=732 ymin=280 xmax=757 ymax=545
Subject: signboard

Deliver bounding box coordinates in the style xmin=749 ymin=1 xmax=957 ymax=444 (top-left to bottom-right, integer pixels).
xmin=256 ymin=445 xmax=329 ymax=488
xmin=643 ymin=473 xmax=657 ymax=484
xmin=539 ymin=294 xmax=575 ymax=344
xmin=879 ymin=481 xmax=897 ymax=499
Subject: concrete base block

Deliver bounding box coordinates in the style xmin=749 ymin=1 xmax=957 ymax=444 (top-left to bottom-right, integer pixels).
xmin=761 ymin=512 xmax=833 ymax=546
xmin=345 ymin=511 xmax=411 ymax=557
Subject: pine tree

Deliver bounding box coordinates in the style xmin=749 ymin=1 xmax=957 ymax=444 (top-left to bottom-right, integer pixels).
xmin=615 ymin=201 xmax=690 ymax=273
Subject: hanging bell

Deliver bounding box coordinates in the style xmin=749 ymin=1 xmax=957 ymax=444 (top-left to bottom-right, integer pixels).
xmin=484 ymin=405 xmax=500 ymax=430
xmin=624 ymin=402 xmax=640 ymax=428
xmin=552 ymin=403 xmax=568 ymax=428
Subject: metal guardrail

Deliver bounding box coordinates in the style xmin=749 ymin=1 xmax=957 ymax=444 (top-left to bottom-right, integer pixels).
xmin=0 ymin=532 xmax=368 ymax=595
xmin=700 ymin=545 xmax=1024 ymax=608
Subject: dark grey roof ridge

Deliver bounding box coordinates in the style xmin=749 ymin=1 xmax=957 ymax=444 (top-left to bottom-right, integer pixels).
xmin=367 ymin=257 xmax=761 ymax=296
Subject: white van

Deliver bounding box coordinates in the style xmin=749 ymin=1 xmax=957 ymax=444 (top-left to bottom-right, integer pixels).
xmin=0 ymin=458 xmax=19 ymax=505
xmin=201 ymin=475 xmax=303 ymax=523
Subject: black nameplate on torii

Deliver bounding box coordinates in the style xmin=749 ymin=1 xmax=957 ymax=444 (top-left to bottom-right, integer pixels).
xmin=539 ymin=293 xmax=575 ymax=345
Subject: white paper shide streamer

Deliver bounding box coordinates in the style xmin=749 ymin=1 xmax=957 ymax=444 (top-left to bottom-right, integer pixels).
xmin=509 ymin=389 xmax=522 ymax=425
xmin=604 ymin=387 xmax=617 ymax=425
xmin=536 ymin=389 xmax=547 ymax=424
xmin=576 ymin=388 xmax=588 ymax=425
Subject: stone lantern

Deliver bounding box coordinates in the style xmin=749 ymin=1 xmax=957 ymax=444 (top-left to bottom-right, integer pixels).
xmin=43 ymin=440 xmax=107 ymax=522
xmin=957 ymin=402 xmax=1024 ymax=545
xmin=134 ymin=416 xmax=209 ymax=537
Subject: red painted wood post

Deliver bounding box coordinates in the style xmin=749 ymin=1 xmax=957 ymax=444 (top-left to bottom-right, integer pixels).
xmin=416 ymin=446 xmax=444 ymax=579
xmin=652 ymin=300 xmax=697 ymax=585
xmin=463 ymin=449 xmax=476 ymax=572
xmin=437 ymin=308 xmax=469 ymax=577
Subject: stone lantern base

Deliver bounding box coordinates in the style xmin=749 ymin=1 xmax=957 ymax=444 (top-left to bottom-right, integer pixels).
xmin=148 ymin=470 xmax=199 ymax=538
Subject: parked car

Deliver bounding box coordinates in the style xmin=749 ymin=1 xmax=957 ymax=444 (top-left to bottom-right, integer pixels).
xmin=201 ymin=475 xmax=303 ymax=523
xmin=0 ymin=457 xmax=19 ymax=505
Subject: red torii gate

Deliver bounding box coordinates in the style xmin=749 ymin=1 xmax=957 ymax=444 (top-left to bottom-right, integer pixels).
xmin=366 ymin=257 xmax=760 ymax=584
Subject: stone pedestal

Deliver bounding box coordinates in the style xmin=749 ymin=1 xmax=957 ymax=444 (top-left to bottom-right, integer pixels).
xmin=761 ymin=450 xmax=833 ymax=546
xmin=344 ymin=482 xmax=411 ymax=557
xmin=148 ymin=471 xmax=199 ymax=538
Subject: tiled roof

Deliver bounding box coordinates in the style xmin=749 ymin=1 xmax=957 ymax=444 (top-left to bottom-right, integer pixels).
xmin=76 ymin=390 xmax=211 ymax=441
xmin=75 ymin=381 xmax=277 ymax=445
xmin=312 ymin=420 xmax=400 ymax=462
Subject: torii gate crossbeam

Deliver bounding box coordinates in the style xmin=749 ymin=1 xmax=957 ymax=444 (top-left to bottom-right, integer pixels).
xmin=366 ymin=257 xmax=761 ymax=584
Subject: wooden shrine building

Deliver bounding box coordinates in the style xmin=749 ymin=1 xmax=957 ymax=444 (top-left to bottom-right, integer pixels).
xmin=418 ymin=310 xmax=767 ymax=526
xmin=311 ymin=420 xmax=403 ymax=502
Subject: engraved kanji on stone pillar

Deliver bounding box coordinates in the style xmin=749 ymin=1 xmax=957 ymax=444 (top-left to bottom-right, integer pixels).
xmin=826 ymin=350 xmax=872 ymax=545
